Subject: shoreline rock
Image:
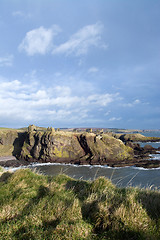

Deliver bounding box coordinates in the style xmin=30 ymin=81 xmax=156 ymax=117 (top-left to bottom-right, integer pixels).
xmin=0 ymin=156 xmax=28 ymax=167
xmin=0 ymin=156 xmax=160 ymax=169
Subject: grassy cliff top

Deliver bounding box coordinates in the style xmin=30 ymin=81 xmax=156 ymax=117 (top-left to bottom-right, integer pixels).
xmin=0 ymin=127 xmax=25 ymax=134
xmin=0 ymin=168 xmax=160 ymax=239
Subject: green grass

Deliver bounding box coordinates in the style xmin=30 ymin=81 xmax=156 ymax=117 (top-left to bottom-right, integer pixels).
xmin=0 ymin=169 xmax=160 ymax=239
xmin=0 ymin=166 xmax=4 ymax=173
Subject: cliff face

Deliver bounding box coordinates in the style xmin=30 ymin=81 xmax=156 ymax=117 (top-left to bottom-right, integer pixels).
xmin=0 ymin=129 xmax=26 ymax=158
xmin=0 ymin=130 xmax=18 ymax=146
xmin=19 ymin=131 xmax=133 ymax=165
xmin=0 ymin=130 xmax=19 ymax=157
xmin=1 ymin=128 xmax=160 ymax=168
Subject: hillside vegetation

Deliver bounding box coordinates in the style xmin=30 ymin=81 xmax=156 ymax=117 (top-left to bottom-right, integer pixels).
xmin=0 ymin=168 xmax=160 ymax=239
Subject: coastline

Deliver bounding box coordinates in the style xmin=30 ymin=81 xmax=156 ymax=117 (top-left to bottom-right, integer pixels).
xmin=1 ymin=154 xmax=160 ymax=169
xmin=0 ymin=127 xmax=160 ymax=169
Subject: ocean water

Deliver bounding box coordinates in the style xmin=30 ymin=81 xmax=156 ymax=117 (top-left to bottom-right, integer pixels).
xmin=141 ymin=131 xmax=160 ymax=138
xmin=27 ymin=163 xmax=160 ymax=189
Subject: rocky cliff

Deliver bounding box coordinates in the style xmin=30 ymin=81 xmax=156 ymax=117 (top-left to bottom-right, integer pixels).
xmin=1 ymin=128 xmax=160 ymax=168
xmin=0 ymin=130 xmax=25 ymax=157
xmin=19 ymin=131 xmax=133 ymax=165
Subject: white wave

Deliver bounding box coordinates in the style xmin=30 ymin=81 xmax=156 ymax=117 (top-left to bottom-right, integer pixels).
xmin=131 ymin=166 xmax=160 ymax=171
xmin=29 ymin=162 xmax=69 ymax=167
xmin=27 ymin=162 xmax=144 ymax=171
xmin=28 ymin=162 xmax=134 ymax=170
xmin=29 ymin=162 xmax=99 ymax=169
xmin=149 ymin=154 xmax=160 ymax=160
xmin=4 ymin=161 xmax=160 ymax=172
xmin=4 ymin=165 xmax=28 ymax=172
xmin=137 ymin=141 xmax=160 ymax=144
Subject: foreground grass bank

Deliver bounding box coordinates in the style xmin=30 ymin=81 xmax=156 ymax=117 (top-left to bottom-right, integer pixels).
xmin=0 ymin=169 xmax=160 ymax=240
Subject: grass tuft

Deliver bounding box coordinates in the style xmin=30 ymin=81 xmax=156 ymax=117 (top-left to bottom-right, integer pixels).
xmin=0 ymin=169 xmax=160 ymax=239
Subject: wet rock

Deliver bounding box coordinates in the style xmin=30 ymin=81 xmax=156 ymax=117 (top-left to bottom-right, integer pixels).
xmin=0 ymin=156 xmax=28 ymax=167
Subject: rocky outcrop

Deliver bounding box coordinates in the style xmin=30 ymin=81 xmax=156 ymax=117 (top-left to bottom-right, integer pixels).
xmin=0 ymin=130 xmax=26 ymax=158
xmin=0 ymin=156 xmax=28 ymax=167
xmin=0 ymin=128 xmax=160 ymax=168
xmin=0 ymin=131 xmax=18 ymax=146
xmin=114 ymin=133 xmax=160 ymax=168
xmin=19 ymin=131 xmax=134 ymax=165
xmin=118 ymin=133 xmax=160 ymax=142
xmin=125 ymin=142 xmax=157 ymax=159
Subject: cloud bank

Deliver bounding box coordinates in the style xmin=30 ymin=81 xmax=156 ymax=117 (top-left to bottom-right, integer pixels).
xmin=0 ymin=78 xmax=119 ymax=127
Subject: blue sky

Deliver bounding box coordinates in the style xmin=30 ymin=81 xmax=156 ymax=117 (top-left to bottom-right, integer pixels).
xmin=0 ymin=0 xmax=160 ymax=129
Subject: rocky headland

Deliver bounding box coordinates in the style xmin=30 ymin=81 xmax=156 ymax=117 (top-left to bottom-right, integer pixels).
xmin=0 ymin=126 xmax=160 ymax=168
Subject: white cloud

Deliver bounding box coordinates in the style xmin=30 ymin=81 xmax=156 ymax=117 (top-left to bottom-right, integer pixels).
xmin=104 ymin=111 xmax=111 ymax=116
xmin=12 ymin=11 xmax=31 ymax=18
xmin=87 ymin=93 xmax=117 ymax=106
xmin=88 ymin=67 xmax=99 ymax=73
xmin=0 ymin=79 xmax=20 ymax=89
xmin=19 ymin=25 xmax=61 ymax=55
xmin=134 ymin=99 xmax=140 ymax=104
xmin=122 ymin=99 xmax=141 ymax=107
xmin=109 ymin=117 xmax=122 ymax=121
xmin=18 ymin=22 xmax=106 ymax=57
xmin=12 ymin=11 xmax=23 ymax=17
xmin=0 ymin=55 xmax=13 ymax=67
xmin=52 ymin=22 xmax=107 ymax=56
xmin=53 ymin=86 xmax=71 ymax=96
xmin=0 ymin=78 xmax=119 ymax=126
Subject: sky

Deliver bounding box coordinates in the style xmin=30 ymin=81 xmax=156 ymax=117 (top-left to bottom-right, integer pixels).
xmin=0 ymin=0 xmax=160 ymax=129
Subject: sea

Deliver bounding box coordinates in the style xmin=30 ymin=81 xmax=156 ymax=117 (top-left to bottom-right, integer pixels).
xmin=7 ymin=131 xmax=160 ymax=189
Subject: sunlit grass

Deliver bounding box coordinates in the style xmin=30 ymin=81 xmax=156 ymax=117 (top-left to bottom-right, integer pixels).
xmin=0 ymin=166 xmax=4 ymax=173
xmin=0 ymin=169 xmax=160 ymax=239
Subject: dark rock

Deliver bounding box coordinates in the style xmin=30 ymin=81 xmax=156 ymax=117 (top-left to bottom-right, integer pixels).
xmin=0 ymin=156 xmax=28 ymax=167
xmin=143 ymin=145 xmax=157 ymax=154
